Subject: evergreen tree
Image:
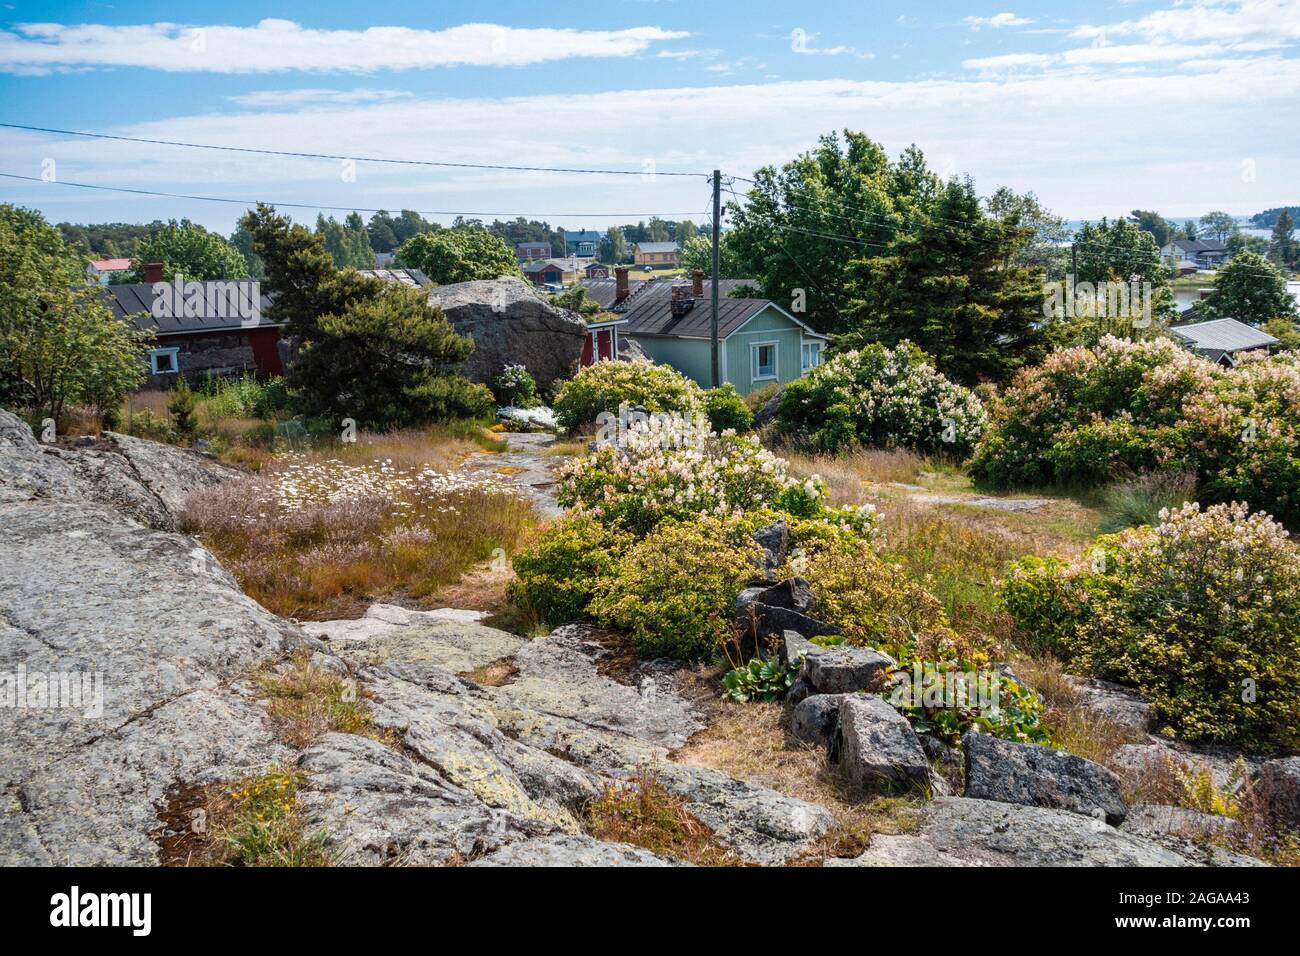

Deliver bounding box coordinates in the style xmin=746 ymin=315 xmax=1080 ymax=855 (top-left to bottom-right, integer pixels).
xmin=1270 ymin=208 xmax=1296 ymax=269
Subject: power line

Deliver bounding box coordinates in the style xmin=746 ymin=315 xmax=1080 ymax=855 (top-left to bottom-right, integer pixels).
xmin=0 ymin=122 xmax=710 ymax=179
xmin=0 ymin=172 xmax=702 ymax=220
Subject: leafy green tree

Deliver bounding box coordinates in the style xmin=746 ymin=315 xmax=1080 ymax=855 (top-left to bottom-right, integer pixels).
xmin=1269 ymin=208 xmax=1296 ymax=269
xmin=598 ymin=226 xmax=627 ymax=264
xmin=241 ymin=204 xmax=486 ymax=427
xmin=125 ymin=220 xmax=248 ymax=281
xmin=988 ymin=187 xmax=1069 ymax=279
xmin=292 ymin=283 xmax=487 ymax=427
xmin=1262 ymin=317 xmax=1300 ymax=350
xmin=841 ymin=176 xmax=1049 ymax=384
xmin=315 ymin=213 xmax=374 ymax=269
xmin=1199 ymin=210 xmax=1239 ymax=244
xmin=1182 ymin=220 xmax=1199 ymax=241
xmin=549 ymin=286 xmax=602 ymax=317
xmin=229 ymin=224 xmax=266 ymax=279
xmin=678 ymin=233 xmax=744 ymax=277
xmin=397 ymin=228 xmax=522 ymax=284
xmin=1127 ymin=209 xmax=1175 ymax=249
xmin=675 ymin=220 xmax=698 ymax=241
xmin=1073 ymin=217 xmax=1175 ymax=323
xmin=1227 ymin=232 xmax=1269 ymax=257
xmin=0 ymin=204 xmax=149 ymax=423
xmin=1193 ymin=251 xmax=1298 ymax=326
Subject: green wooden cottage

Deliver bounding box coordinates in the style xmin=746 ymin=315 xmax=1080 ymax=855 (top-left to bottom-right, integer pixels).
xmin=584 ymin=270 xmax=828 ymax=395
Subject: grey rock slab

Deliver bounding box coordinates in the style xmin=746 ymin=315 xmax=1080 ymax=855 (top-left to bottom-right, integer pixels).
xmin=963 ymin=730 xmax=1128 ymax=825
xmin=303 ymin=603 xmax=523 ymax=674
xmin=1065 ymin=676 xmax=1152 ymax=735
xmin=468 ymin=833 xmax=683 ymax=867
xmin=836 ymin=695 xmax=930 ymax=795
xmin=802 ymin=643 xmax=896 ymax=695
xmin=825 ymin=832 xmax=975 ymax=867
xmin=1121 ymin=804 xmax=1241 ymax=842
xmin=745 ymin=603 xmax=840 ymax=643
xmin=100 ymin=430 xmax=238 ymax=517
xmin=751 ymin=519 xmax=788 ymax=580
xmin=1254 ymin=756 xmax=1300 ymax=830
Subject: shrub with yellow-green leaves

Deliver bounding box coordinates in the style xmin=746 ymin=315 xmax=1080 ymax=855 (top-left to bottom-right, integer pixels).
xmin=588 ymin=516 xmax=763 ymax=660
xmin=552 ymin=359 xmax=704 ymax=432
xmin=1000 ymin=501 xmax=1300 ymax=750
xmin=509 ymin=516 xmax=632 ymax=625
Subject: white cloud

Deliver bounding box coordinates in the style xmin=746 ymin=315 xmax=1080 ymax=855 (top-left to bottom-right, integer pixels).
xmin=227 ymin=88 xmax=413 ymax=107
xmin=1071 ymin=0 xmax=1300 ymax=43
xmin=963 ymin=13 xmax=1035 ymax=30
xmin=5 ymin=56 xmax=1298 ymax=228
xmin=789 ymin=29 xmax=863 ymax=56
xmin=0 ymin=19 xmax=690 ymax=74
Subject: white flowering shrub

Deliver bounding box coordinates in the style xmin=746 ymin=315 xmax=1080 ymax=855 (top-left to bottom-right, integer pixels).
xmin=492 ymin=364 xmax=540 ymax=408
xmin=1000 ymin=501 xmax=1300 ymax=750
xmin=557 ymin=416 xmax=878 ymax=537
xmin=777 ymin=341 xmax=986 ymax=456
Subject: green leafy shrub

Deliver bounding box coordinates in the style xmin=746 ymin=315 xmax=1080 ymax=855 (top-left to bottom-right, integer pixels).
xmin=552 ymin=359 xmax=703 ymax=432
xmin=492 ymin=364 xmax=540 ymax=408
xmin=201 ymin=374 xmax=291 ymax=420
xmin=722 ymin=657 xmax=799 ymax=703
xmin=888 ymin=663 xmax=1051 ymax=745
xmin=589 ymin=516 xmax=762 ymax=660
xmin=968 ymin=336 xmax=1217 ymax=488
xmin=776 ymin=341 xmax=986 ymax=456
xmin=1098 ymin=470 xmax=1197 ymax=533
xmin=703 ymin=383 xmax=754 ymax=433
xmin=999 ymin=502 xmax=1300 ymax=750
xmin=509 ymin=516 xmax=631 ymax=625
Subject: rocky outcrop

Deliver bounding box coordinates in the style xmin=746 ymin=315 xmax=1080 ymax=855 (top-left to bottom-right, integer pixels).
xmin=830 ymin=797 xmax=1243 ymax=867
xmin=426 ymin=277 xmax=586 ymax=391
xmin=790 ymin=694 xmax=845 ymax=750
xmin=1253 ymin=757 xmax=1300 ymax=830
xmin=469 ymin=834 xmax=681 ymax=867
xmin=963 ymin=731 xmax=1129 ymax=824
xmin=835 ymin=695 xmax=930 ymax=795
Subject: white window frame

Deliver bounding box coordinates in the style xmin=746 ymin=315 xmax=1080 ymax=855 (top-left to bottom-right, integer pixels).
xmin=148 ymin=346 xmax=180 ymax=375
xmin=801 ymin=341 xmax=822 ymax=372
xmin=751 ymin=341 xmax=779 ymax=382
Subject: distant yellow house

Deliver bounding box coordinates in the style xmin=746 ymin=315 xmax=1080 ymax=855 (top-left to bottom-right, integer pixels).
xmin=632 ymin=241 xmax=679 ymax=269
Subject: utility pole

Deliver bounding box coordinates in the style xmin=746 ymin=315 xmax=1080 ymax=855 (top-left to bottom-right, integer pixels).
xmin=710 ymin=169 xmax=721 ymax=388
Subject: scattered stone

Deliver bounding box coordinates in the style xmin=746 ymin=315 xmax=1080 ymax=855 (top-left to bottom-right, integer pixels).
xmin=753 ymin=388 xmax=782 ymax=428
xmin=744 ymin=603 xmax=840 ymax=644
xmin=963 ymin=731 xmax=1128 ymax=825
xmin=750 ymin=577 xmax=815 ymax=613
xmin=784 ymin=675 xmax=813 ymax=709
xmin=835 ymin=695 xmax=930 ymax=795
xmin=426 ymin=276 xmax=586 ymax=390
xmin=789 ymin=694 xmax=845 ymax=751
xmin=751 ymin=519 xmax=788 ymax=580
xmin=1065 ymin=676 xmax=1152 ymax=735
xmin=802 ymin=644 xmax=896 ymax=694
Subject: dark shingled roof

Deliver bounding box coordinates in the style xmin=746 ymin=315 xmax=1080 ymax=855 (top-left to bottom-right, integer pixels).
xmin=578 ymin=276 xmax=758 ymax=309
xmin=102 ymin=281 xmax=276 ymax=335
xmin=619 ymin=296 xmax=772 ymax=339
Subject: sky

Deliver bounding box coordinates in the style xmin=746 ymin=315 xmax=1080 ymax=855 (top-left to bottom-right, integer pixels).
xmin=0 ymin=0 xmax=1298 ymax=236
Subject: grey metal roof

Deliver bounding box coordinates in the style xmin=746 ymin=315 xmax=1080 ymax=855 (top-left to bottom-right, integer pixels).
xmin=634 ymin=241 xmax=679 ymax=253
xmin=562 ymin=229 xmax=602 ymax=244
xmin=357 ymin=268 xmax=430 ymax=287
xmin=1167 ymin=239 xmax=1227 ymax=253
xmin=1170 ymin=317 xmax=1278 ymax=353
xmin=620 ymin=296 xmax=772 ymax=339
xmin=102 ymin=282 xmax=277 ymax=335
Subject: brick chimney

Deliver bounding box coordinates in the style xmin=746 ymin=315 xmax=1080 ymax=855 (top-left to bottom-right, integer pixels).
xmin=692 ymin=269 xmax=705 ymax=297
xmin=615 ymin=266 xmax=630 ymax=303
xmin=670 ymin=283 xmax=695 ymax=318
xmin=143 ymin=262 xmax=164 ymax=284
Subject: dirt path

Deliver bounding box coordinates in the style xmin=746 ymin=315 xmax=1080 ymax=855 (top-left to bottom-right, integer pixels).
xmin=459 ymin=431 xmax=572 ymax=519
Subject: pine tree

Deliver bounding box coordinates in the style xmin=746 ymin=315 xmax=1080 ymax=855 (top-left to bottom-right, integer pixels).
xmin=1270 ymin=209 xmax=1296 ymax=269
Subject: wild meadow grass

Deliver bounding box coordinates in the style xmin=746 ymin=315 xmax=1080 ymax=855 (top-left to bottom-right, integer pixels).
xmin=181 ymin=435 xmax=536 ymax=619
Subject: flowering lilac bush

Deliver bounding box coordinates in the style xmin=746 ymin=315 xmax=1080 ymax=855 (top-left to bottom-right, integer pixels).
xmin=776 ymin=341 xmax=987 ymax=456
xmin=1000 ymin=502 xmax=1300 ymax=749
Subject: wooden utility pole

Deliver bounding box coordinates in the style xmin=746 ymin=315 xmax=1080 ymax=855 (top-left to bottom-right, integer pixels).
xmin=710 ymin=169 xmax=721 ymax=388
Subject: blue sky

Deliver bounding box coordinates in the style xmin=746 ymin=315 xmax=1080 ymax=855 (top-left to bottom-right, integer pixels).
xmin=1 ymin=0 xmax=1298 ymax=235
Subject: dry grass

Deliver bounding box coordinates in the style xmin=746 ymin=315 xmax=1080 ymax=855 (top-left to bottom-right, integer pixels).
xmin=459 ymin=656 xmax=519 ymax=687
xmin=1013 ymin=655 xmax=1144 ymax=765
xmin=585 ymin=765 xmax=740 ymax=866
xmin=256 ymin=650 xmax=388 ymax=748
xmin=672 ymin=700 xmax=924 ymax=865
xmin=156 ymin=766 xmax=333 ymax=867
xmin=181 ymin=442 xmax=537 ymax=619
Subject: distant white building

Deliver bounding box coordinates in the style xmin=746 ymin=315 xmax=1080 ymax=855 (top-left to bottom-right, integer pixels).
xmin=86 ymin=257 xmax=132 ymax=284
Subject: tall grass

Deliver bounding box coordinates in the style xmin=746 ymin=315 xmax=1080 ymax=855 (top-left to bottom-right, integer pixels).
xmin=181 ymin=448 xmax=536 ymax=619
xmin=1097 ymin=471 xmax=1197 ymax=533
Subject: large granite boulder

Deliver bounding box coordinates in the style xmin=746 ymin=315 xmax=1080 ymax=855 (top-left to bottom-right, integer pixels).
xmin=789 ymin=694 xmax=845 ymax=751
xmin=426 ymin=277 xmax=587 ymax=391
xmin=1253 ymin=757 xmax=1300 ymax=830
xmin=963 ymin=730 xmax=1128 ymax=824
